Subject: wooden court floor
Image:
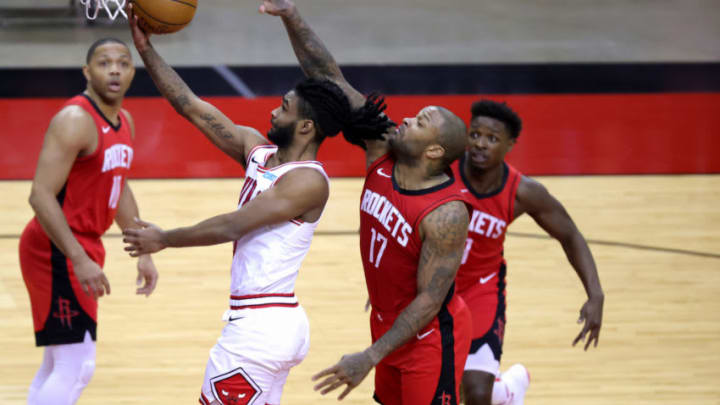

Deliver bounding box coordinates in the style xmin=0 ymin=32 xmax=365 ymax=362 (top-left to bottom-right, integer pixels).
xmin=1 ymin=175 xmax=719 ymax=404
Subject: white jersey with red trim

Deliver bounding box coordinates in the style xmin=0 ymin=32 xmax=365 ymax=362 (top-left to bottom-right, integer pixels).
xmin=228 ymin=145 xmax=328 ymax=305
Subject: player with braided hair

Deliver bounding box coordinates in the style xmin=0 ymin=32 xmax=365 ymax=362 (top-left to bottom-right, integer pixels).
xmin=121 ymin=7 xmax=362 ymax=405
xmin=263 ymin=1 xmax=473 ymax=404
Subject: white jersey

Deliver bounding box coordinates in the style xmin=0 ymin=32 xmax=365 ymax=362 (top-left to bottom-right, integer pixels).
xmin=228 ymin=145 xmax=328 ymax=309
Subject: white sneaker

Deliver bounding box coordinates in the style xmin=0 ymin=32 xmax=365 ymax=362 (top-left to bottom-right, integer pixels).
xmin=501 ymin=364 xmax=530 ymax=405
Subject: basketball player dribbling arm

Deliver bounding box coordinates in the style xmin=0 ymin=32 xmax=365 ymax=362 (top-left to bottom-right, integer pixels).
xmin=123 ymin=5 xmax=329 ymax=255
xmin=262 ymin=1 xmax=470 ymax=398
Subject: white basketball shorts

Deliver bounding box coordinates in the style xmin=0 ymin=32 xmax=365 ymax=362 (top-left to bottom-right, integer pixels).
xmin=199 ymin=304 xmax=310 ymax=405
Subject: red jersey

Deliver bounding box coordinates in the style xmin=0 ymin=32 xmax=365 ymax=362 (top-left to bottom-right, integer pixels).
xmin=20 ymin=94 xmax=134 ymax=345
xmin=28 ymin=94 xmax=134 ymax=240
xmin=452 ymin=157 xmax=521 ymax=295
xmin=361 ymin=155 xmax=473 ymax=405
xmin=360 ymin=154 xmax=469 ymax=316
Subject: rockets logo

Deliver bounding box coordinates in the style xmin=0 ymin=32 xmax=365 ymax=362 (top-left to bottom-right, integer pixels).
xmin=52 ymin=297 xmax=79 ymax=329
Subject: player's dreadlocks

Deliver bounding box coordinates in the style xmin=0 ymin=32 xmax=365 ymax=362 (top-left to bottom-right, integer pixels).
xmin=294 ymin=79 xmax=352 ymax=143
xmin=471 ymin=99 xmax=523 ymax=140
xmin=342 ymin=93 xmax=396 ymax=149
xmin=294 ymin=79 xmax=395 ymax=148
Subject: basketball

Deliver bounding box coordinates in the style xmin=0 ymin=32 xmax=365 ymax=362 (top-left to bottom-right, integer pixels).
xmin=131 ymin=0 xmax=197 ymax=34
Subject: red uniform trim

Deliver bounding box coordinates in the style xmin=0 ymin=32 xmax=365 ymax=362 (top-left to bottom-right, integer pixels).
xmin=366 ymin=153 xmax=392 ymax=175
xmin=245 ymin=144 xmax=274 ymax=168
xmin=230 ymin=292 xmax=295 ymax=300
xmin=230 ymin=302 xmax=299 ymax=310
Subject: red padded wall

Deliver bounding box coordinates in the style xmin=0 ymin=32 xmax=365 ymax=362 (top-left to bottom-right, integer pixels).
xmin=2 ymin=93 xmax=719 ymax=179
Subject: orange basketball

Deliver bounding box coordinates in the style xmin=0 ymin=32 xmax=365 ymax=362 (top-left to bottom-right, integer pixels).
xmin=131 ymin=0 xmax=197 ymax=34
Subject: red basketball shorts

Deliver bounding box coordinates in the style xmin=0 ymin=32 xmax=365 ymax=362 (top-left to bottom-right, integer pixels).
xmin=19 ymin=219 xmax=104 ymax=346
xmin=370 ymin=294 xmax=471 ymax=405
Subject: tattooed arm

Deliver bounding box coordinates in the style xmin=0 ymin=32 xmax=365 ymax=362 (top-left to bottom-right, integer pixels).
xmin=312 ymin=201 xmax=469 ymax=399
xmin=128 ymin=6 xmax=266 ymax=167
xmin=261 ymin=0 xmax=391 ymax=168
xmin=260 ymin=0 xmax=364 ymax=107
xmin=368 ymin=201 xmax=470 ymax=360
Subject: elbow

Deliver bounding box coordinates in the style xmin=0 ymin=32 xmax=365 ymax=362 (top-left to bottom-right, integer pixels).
xmin=419 ymin=292 xmax=445 ymax=320
xmin=169 ymin=94 xmax=196 ymax=118
xmin=224 ymin=229 xmax=243 ymax=244
xmin=170 ymin=100 xmax=191 ymax=117
xmin=557 ymin=230 xmax=581 ymax=248
xmin=222 ymin=222 xmax=246 ymax=243
xmin=28 ymin=186 xmax=44 ymax=213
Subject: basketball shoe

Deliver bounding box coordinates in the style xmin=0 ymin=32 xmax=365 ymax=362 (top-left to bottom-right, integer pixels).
xmin=500 ymin=364 xmax=530 ymax=405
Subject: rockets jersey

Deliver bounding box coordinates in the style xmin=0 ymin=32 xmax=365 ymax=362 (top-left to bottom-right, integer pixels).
xmin=229 ymin=145 xmax=328 ymax=297
xmin=360 ymin=154 xmax=470 ymax=316
xmin=28 ymin=94 xmax=134 ymax=240
xmin=452 ymin=156 xmax=522 ymax=295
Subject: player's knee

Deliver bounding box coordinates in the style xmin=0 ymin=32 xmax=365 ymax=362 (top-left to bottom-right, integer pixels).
xmin=463 ymin=383 xmax=492 ymax=405
xmin=77 ymin=359 xmax=95 ymax=386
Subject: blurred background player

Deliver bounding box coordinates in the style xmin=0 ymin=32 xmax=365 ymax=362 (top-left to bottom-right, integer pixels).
xmin=18 ymin=37 xmax=159 ymax=405
xmin=453 ymin=100 xmax=605 ymax=405
xmin=261 ymin=1 xmax=473 ymax=403
xmin=122 ymin=6 xmax=360 ymax=405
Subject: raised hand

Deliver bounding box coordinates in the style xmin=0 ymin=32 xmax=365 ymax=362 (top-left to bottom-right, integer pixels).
xmin=135 ymin=254 xmax=159 ymax=296
xmin=572 ymin=295 xmax=604 ymax=350
xmin=127 ymin=3 xmax=151 ymax=52
xmin=258 ymin=0 xmax=296 ymax=17
xmin=72 ymin=256 xmax=111 ymax=299
xmin=312 ymin=351 xmax=374 ymax=400
xmin=123 ymin=217 xmax=167 ymax=257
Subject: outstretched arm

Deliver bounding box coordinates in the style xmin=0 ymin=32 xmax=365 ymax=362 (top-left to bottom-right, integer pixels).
xmin=312 ymin=201 xmax=469 ymax=399
xmin=123 ymin=168 xmax=328 ymax=255
xmin=261 ymin=0 xmax=363 ymax=106
xmin=261 ymin=0 xmax=391 ymax=167
xmin=128 ymin=5 xmax=266 ymax=167
xmin=515 ymin=175 xmax=604 ymax=350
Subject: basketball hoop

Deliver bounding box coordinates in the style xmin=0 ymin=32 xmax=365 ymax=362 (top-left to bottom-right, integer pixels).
xmin=79 ymin=0 xmax=128 ymax=21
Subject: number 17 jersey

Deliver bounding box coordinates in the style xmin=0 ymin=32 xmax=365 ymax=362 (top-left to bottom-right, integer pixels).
xmin=360 ymin=154 xmax=469 ymax=316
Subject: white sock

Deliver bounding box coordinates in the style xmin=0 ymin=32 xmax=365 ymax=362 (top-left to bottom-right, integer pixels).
xmin=491 ymin=376 xmax=511 ymax=405
xmin=28 ymin=331 xmax=96 ymax=405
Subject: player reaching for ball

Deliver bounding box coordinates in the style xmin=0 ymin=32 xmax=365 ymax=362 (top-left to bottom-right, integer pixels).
xmin=122 ymin=5 xmax=392 ymax=405
xmin=130 ymin=0 xmax=197 ymax=34
xmin=19 ymin=37 xmax=158 ymax=405
xmin=262 ymin=1 xmax=475 ymax=404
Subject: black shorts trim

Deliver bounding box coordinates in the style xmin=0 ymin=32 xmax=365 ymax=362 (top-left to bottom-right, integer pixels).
xmin=430 ymin=297 xmax=459 ymax=405
xmin=35 ymin=241 xmax=96 ymax=346
xmin=468 ymin=263 xmax=507 ymax=361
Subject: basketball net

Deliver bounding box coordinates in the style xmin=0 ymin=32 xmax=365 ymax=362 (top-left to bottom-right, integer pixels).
xmin=79 ymin=0 xmax=128 ymax=21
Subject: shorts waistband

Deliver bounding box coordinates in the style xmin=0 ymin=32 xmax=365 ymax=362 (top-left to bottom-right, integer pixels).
xmin=229 ymin=292 xmax=298 ymax=310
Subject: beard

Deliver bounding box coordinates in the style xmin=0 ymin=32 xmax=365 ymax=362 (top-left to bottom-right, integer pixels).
xmin=267 ymin=121 xmax=295 ymax=149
